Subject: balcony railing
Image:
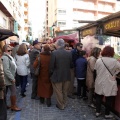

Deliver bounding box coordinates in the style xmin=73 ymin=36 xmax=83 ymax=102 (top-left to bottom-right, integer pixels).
xmin=98 ymin=0 xmax=116 ymax=3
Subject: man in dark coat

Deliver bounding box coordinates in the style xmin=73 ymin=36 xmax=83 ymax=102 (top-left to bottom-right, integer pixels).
xmin=29 ymin=40 xmax=41 ymax=99
xmin=67 ymin=42 xmax=83 ymax=99
xmin=50 ymin=39 xmax=73 ymax=110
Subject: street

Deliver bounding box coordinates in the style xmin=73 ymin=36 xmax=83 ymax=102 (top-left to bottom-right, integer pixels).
xmin=7 ymin=76 xmax=118 ymax=120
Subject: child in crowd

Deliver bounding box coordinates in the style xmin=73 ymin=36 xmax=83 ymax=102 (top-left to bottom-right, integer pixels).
xmin=75 ymin=50 xmax=87 ymax=100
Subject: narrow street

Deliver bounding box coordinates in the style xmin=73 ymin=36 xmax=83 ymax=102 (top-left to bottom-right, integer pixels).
xmin=6 ymin=75 xmax=118 ymax=120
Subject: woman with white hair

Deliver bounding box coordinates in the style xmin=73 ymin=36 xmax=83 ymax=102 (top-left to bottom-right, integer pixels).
xmin=50 ymin=39 xmax=73 ymax=110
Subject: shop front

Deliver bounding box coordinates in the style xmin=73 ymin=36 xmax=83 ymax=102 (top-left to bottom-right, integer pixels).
xmin=77 ymin=11 xmax=120 ymax=117
xmin=102 ymin=16 xmax=120 ymax=117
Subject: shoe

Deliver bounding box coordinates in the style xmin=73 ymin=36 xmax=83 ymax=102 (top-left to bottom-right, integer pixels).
xmin=46 ymin=98 xmax=51 ymax=107
xmin=96 ymin=112 xmax=101 ymax=117
xmin=7 ymin=106 xmax=11 ymax=109
xmin=40 ymin=97 xmax=44 ymax=104
xmin=73 ymin=92 xmax=78 ymax=96
xmin=67 ymin=95 xmax=75 ymax=99
xmin=105 ymin=114 xmax=113 ymax=119
xmin=77 ymin=96 xmax=82 ymax=99
xmin=16 ymin=86 xmax=19 ymax=89
xmin=35 ymin=96 xmax=40 ymax=100
xmin=56 ymin=104 xmax=64 ymax=110
xmin=88 ymin=104 xmax=96 ymax=109
xmin=31 ymin=96 xmax=40 ymax=100
xmin=20 ymin=93 xmax=26 ymax=97
xmin=83 ymin=96 xmax=88 ymax=100
xmin=26 ymin=83 xmax=30 ymax=86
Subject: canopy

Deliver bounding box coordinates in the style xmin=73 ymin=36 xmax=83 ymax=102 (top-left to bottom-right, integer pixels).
xmin=53 ymin=32 xmax=79 ymax=44
xmin=0 ymin=29 xmax=19 ymax=41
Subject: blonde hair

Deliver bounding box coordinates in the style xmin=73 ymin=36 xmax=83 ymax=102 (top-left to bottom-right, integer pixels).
xmin=2 ymin=44 xmax=12 ymax=53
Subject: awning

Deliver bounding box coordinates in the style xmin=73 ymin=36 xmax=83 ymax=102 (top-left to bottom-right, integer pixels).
xmin=53 ymin=32 xmax=79 ymax=44
xmin=0 ymin=29 xmax=19 ymax=41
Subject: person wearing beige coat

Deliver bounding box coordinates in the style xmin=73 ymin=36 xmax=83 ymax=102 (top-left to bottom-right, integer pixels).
xmin=94 ymin=46 xmax=120 ymax=119
xmin=86 ymin=47 xmax=101 ymax=108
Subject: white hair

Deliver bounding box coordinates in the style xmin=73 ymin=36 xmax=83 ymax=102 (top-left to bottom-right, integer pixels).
xmin=55 ymin=39 xmax=65 ymax=48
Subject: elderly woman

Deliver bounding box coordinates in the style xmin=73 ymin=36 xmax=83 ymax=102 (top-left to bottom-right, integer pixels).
xmin=94 ymin=46 xmax=120 ymax=118
xmin=2 ymin=44 xmax=21 ymax=111
xmin=15 ymin=43 xmax=30 ymax=97
xmin=33 ymin=44 xmax=53 ymax=107
xmin=86 ymin=47 xmax=101 ymax=108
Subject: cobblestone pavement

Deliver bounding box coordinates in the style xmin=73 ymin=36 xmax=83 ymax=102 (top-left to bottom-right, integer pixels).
xmin=7 ymin=76 xmax=119 ymax=120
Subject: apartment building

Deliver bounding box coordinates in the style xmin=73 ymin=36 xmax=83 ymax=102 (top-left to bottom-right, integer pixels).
xmin=45 ymin=0 xmax=119 ymax=38
xmin=23 ymin=0 xmax=29 ymax=41
xmin=0 ymin=0 xmax=29 ymax=43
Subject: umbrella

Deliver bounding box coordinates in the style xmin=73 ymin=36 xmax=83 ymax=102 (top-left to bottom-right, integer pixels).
xmin=53 ymin=33 xmax=79 ymax=44
xmin=0 ymin=29 xmax=19 ymax=41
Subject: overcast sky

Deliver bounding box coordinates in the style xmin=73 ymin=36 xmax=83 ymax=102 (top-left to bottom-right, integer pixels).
xmin=29 ymin=0 xmax=45 ymax=37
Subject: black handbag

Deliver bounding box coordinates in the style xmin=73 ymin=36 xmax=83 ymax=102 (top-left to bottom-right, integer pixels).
xmin=34 ymin=55 xmax=40 ymax=76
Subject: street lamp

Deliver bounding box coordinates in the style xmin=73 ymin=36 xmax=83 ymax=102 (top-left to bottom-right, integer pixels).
xmin=52 ymin=23 xmax=56 ymax=38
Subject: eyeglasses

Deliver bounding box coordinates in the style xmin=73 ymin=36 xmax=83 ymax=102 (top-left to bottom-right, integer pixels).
xmin=78 ymin=46 xmax=83 ymax=48
xmin=7 ymin=50 xmax=12 ymax=52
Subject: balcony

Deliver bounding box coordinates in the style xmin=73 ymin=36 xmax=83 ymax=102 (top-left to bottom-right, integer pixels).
xmin=24 ymin=15 xmax=28 ymax=21
xmin=97 ymin=5 xmax=115 ymax=13
xmin=24 ymin=23 xmax=29 ymax=28
xmin=24 ymin=0 xmax=28 ymax=6
xmin=73 ymin=1 xmax=96 ymax=11
xmin=24 ymin=7 xmax=28 ymax=14
xmin=98 ymin=0 xmax=116 ymax=4
xmin=18 ymin=0 xmax=22 ymax=6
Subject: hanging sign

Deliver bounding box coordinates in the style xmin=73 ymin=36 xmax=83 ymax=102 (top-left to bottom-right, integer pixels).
xmin=81 ymin=27 xmax=97 ymax=37
xmin=104 ymin=18 xmax=120 ymax=32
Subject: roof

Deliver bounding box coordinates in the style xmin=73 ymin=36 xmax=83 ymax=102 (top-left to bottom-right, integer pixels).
xmin=0 ymin=29 xmax=19 ymax=41
xmin=77 ymin=11 xmax=120 ymax=37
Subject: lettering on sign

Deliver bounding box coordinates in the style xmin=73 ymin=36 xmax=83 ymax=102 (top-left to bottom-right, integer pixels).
xmin=81 ymin=27 xmax=96 ymax=37
xmin=104 ymin=18 xmax=120 ymax=32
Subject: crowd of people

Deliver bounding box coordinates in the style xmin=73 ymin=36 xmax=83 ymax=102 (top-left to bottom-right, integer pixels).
xmin=0 ymin=38 xmax=120 ymax=120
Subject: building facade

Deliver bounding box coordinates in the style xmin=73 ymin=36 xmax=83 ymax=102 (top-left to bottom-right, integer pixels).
xmin=44 ymin=0 xmax=119 ymax=38
xmin=0 ymin=0 xmax=29 ymax=43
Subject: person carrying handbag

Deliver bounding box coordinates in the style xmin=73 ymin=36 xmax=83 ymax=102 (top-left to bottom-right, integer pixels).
xmin=94 ymin=46 xmax=120 ymax=119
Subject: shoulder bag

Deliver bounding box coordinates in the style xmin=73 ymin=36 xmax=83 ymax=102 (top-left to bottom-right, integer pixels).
xmin=34 ymin=55 xmax=40 ymax=76
xmin=101 ymin=58 xmax=115 ymax=80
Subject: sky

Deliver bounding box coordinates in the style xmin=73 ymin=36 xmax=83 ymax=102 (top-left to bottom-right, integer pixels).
xmin=29 ymin=0 xmax=46 ymax=38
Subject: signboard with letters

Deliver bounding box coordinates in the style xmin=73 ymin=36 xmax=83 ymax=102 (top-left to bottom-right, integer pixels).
xmin=81 ymin=27 xmax=97 ymax=37
xmin=103 ymin=18 xmax=120 ymax=32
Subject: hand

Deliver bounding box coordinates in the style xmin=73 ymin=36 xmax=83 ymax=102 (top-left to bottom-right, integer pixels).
xmin=12 ymin=80 xmax=16 ymax=84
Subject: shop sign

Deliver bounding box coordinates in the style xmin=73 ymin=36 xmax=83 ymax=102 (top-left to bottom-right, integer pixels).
xmin=104 ymin=18 xmax=120 ymax=32
xmin=81 ymin=27 xmax=96 ymax=37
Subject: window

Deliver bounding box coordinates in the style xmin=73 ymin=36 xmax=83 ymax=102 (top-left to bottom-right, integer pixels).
xmin=58 ymin=21 xmax=66 ymax=27
xmin=58 ymin=9 xmax=66 ymax=14
xmin=3 ymin=18 xmax=7 ymax=27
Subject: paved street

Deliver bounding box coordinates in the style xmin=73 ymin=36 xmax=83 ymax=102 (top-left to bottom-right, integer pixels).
xmin=7 ymin=76 xmax=118 ymax=120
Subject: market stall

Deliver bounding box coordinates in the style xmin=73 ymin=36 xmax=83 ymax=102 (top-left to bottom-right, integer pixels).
xmin=77 ymin=11 xmax=120 ymax=117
